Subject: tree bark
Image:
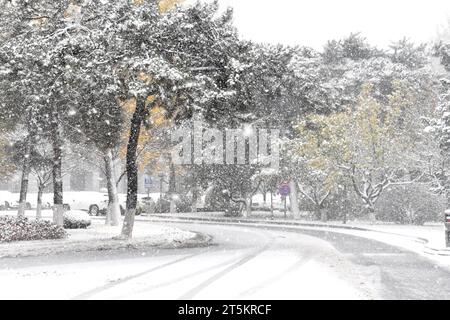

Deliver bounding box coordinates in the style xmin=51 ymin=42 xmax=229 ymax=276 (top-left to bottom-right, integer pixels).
xmin=17 ymin=139 xmax=32 ymax=217
xmin=168 ymin=156 xmax=177 ymax=214
xmin=319 ymin=206 xmax=328 ymax=222
xmin=104 ymin=149 xmax=120 ymax=226
xmin=367 ymin=205 xmax=376 ymax=223
xmin=51 ymin=115 xmax=64 ymax=227
xmin=36 ymin=183 xmax=44 ymax=220
xmin=270 ymin=191 xmax=274 ymax=218
xmin=242 ymin=198 xmax=252 ymax=218
xmin=289 ymin=180 xmax=300 ymax=219
xmin=121 ymin=98 xmax=146 ymax=239
xmin=191 ymin=168 xmax=197 ymax=213
xmin=191 ymin=187 xmax=198 ymax=213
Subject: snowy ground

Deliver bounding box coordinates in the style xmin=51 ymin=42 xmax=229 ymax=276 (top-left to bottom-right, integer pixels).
xmin=2 ymin=211 xmax=450 ymax=299
xmin=2 ymin=220 xmax=450 ymax=300
xmin=0 ymin=210 xmax=209 ymax=258
xmin=144 ymin=212 xmax=450 ymax=270
xmin=0 ymin=223 xmax=376 ymax=300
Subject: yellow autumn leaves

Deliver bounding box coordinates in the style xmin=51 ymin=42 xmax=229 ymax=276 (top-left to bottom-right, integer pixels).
xmin=295 ymin=83 xmax=411 ymax=176
xmin=133 ymin=0 xmax=183 ymax=13
xmin=118 ymin=95 xmax=170 ymax=171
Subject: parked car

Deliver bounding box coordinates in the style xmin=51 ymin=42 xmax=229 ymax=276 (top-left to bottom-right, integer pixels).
xmin=85 ymin=194 xmax=128 ymax=216
xmin=61 ymin=192 xmax=148 ymax=216
xmin=0 ymin=191 xmax=31 ymax=210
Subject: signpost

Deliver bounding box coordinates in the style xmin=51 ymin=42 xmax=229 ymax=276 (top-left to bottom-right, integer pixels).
xmin=143 ymin=175 xmax=153 ymax=199
xmin=144 ymin=175 xmax=153 ymax=189
xmin=278 ymin=182 xmax=291 ymax=219
xmin=158 ymin=173 xmax=166 ymax=213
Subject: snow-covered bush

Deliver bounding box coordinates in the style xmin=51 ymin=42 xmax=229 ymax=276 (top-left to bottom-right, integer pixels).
xmin=63 ymin=211 xmax=91 ymax=229
xmin=175 ymin=195 xmax=192 ymax=213
xmin=155 ymin=197 xmax=170 ymax=213
xmin=376 ymin=185 xmax=444 ymax=225
xmin=155 ymin=195 xmax=192 ymax=213
xmin=204 ymin=186 xmax=229 ymax=212
xmin=0 ymin=216 xmax=67 ymax=243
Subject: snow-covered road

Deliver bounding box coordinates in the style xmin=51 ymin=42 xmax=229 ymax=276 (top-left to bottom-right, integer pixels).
xmin=1 ymin=221 xmax=449 ymax=300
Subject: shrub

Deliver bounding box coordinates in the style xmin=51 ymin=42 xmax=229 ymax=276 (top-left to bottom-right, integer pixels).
xmin=155 ymin=197 xmax=170 ymax=213
xmin=204 ymin=186 xmax=229 ymax=211
xmin=0 ymin=216 xmax=67 ymax=242
xmin=176 ymin=195 xmax=192 ymax=213
xmin=155 ymin=194 xmax=192 ymax=213
xmin=376 ymin=184 xmax=444 ymax=225
xmin=141 ymin=197 xmax=156 ymax=214
xmin=63 ymin=210 xmax=92 ymax=229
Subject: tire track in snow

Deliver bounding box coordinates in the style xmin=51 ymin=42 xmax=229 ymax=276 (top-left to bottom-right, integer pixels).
xmin=72 ymin=250 xmax=208 ymax=300
xmin=178 ymin=231 xmax=276 ymax=300
xmin=75 ymin=224 xmax=275 ymax=300
xmin=112 ymin=253 xmax=257 ymax=299
xmin=238 ymin=257 xmax=313 ymax=298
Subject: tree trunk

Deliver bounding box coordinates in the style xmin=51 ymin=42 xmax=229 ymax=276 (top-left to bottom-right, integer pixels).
xmin=367 ymin=205 xmax=376 ymax=223
xmin=168 ymin=156 xmax=176 ymax=214
xmin=289 ymin=180 xmax=300 ymax=219
xmin=191 ymin=186 xmax=198 ymax=213
xmin=36 ymin=184 xmax=44 ymax=221
xmin=319 ymin=206 xmax=328 ymax=222
xmin=342 ymin=186 xmax=349 ymax=224
xmin=342 ymin=210 xmax=347 ymax=224
xmin=270 ymin=191 xmax=274 ymax=218
xmin=170 ymin=200 xmax=176 ymax=214
xmin=121 ymin=98 xmax=146 ymax=239
xmin=17 ymin=139 xmax=32 ymax=217
xmin=51 ymin=115 xmax=64 ymax=227
xmin=242 ymin=198 xmax=252 ymax=218
xmin=191 ymin=169 xmax=197 ymax=213
xmin=104 ymin=149 xmax=120 ymax=226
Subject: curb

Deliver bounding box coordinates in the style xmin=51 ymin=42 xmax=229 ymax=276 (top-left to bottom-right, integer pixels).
xmin=142 ymin=214 xmax=450 ymax=256
xmin=0 ymin=230 xmax=212 ymax=259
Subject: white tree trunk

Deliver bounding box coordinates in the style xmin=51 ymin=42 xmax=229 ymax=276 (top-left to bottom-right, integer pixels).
xmin=36 ymin=185 xmax=44 ymax=220
xmin=104 ymin=150 xmax=120 ymax=226
xmin=270 ymin=192 xmax=274 ymax=217
xmin=17 ymin=202 xmax=27 ymax=217
xmin=51 ymin=114 xmax=64 ymax=227
xmin=367 ymin=207 xmax=376 ymax=223
xmin=17 ymin=148 xmax=31 ymax=217
xmin=170 ymin=199 xmax=177 ymax=214
xmin=289 ymin=181 xmax=300 ymax=219
xmin=36 ymin=203 xmax=42 ymax=221
xmin=121 ymin=208 xmax=136 ymax=239
xmin=242 ymin=198 xmax=251 ymax=218
xmin=53 ymin=204 xmax=64 ymax=226
xmin=320 ymin=207 xmax=327 ymax=222
xmin=191 ymin=186 xmax=198 ymax=213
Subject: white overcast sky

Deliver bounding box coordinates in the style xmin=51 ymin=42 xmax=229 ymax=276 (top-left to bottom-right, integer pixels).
xmin=186 ymin=0 xmax=450 ymax=50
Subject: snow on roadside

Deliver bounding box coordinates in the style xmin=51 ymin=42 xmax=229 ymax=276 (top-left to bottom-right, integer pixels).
xmin=0 ymin=218 xmax=207 ymax=259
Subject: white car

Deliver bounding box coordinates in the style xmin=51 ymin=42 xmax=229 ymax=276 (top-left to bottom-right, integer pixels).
xmin=0 ymin=191 xmax=31 ymax=210
xmin=62 ymin=192 xmax=148 ymax=216
xmin=61 ymin=192 xmax=115 ymax=215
